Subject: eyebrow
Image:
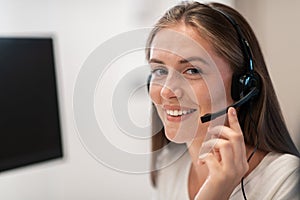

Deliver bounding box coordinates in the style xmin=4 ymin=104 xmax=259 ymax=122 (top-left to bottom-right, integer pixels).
xmin=179 ymin=56 xmax=208 ymax=65
xmin=149 ymin=56 xmax=208 ymax=65
xmin=149 ymin=58 xmax=165 ymax=64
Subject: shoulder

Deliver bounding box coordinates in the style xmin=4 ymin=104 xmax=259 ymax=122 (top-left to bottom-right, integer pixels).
xmin=230 ymin=152 xmax=300 ymax=200
xmin=247 ymin=152 xmax=299 ymax=179
xmin=262 ymin=152 xmax=299 ymax=174
xmin=269 ymin=152 xmax=299 ymax=166
xmin=261 ymin=152 xmax=299 ymax=184
xmin=266 ymin=153 xmax=299 ymax=199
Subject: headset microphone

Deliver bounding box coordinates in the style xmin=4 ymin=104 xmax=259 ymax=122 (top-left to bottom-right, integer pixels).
xmin=200 ymin=87 xmax=259 ymax=123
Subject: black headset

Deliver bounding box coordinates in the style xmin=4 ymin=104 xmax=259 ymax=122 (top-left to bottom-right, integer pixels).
xmin=199 ymin=7 xmax=261 ymax=123
xmin=147 ymin=7 xmax=261 ymax=123
xmin=215 ymin=9 xmax=261 ymax=102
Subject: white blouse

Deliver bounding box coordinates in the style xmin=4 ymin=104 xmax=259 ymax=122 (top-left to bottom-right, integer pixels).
xmin=152 ymin=144 xmax=299 ymax=200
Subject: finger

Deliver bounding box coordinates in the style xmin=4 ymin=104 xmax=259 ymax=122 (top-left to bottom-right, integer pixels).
xmin=212 ymin=107 xmax=246 ymax=155
xmin=207 ymin=125 xmax=237 ymax=141
xmin=200 ymin=138 xmax=219 ymax=155
xmin=207 ymin=125 xmax=247 ymax=166
xmin=198 ymin=152 xmax=220 ymax=172
xmin=201 ymin=138 xmax=234 ymax=165
xmin=200 ymin=138 xmax=221 ymax=161
xmin=202 ymin=138 xmax=247 ymax=176
xmin=227 ymin=107 xmax=247 ymax=164
xmin=227 ymin=107 xmax=242 ymax=134
xmin=207 ymin=107 xmax=242 ymax=137
xmin=201 ymin=137 xmax=248 ymax=178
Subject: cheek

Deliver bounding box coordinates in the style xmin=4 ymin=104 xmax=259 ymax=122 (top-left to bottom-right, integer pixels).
xmin=149 ymin=85 xmax=161 ymax=104
xmin=224 ymin=76 xmax=234 ymax=104
xmin=192 ymin=78 xmax=231 ymax=113
xmin=200 ymin=77 xmax=233 ymax=111
xmin=193 ymin=82 xmax=211 ymax=109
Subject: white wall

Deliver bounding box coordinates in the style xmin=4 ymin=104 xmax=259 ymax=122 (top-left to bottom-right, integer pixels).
xmin=0 ymin=0 xmax=158 ymax=199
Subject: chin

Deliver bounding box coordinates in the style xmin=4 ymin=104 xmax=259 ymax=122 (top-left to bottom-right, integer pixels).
xmin=164 ymin=128 xmax=196 ymax=144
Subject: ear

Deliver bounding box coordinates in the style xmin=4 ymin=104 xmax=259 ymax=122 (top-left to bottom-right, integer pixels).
xmin=231 ymin=72 xmax=261 ymax=101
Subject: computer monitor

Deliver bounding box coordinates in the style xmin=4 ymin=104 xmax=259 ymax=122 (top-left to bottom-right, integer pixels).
xmin=0 ymin=37 xmax=63 ymax=172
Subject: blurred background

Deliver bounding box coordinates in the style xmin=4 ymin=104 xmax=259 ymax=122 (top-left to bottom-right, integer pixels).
xmin=0 ymin=0 xmax=299 ymax=199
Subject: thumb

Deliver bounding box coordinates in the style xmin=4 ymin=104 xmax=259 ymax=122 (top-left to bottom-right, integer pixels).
xmin=228 ymin=107 xmax=242 ymax=133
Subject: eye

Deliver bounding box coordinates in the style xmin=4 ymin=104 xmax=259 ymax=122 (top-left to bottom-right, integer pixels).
xmin=151 ymin=67 xmax=168 ymax=77
xmin=182 ymin=66 xmax=203 ymax=80
xmin=185 ymin=68 xmax=202 ymax=75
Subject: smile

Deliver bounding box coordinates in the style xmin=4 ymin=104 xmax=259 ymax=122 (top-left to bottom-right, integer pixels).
xmin=166 ymin=109 xmax=196 ymax=117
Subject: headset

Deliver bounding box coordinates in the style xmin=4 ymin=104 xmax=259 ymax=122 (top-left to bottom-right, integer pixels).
xmin=200 ymin=7 xmax=261 ymax=123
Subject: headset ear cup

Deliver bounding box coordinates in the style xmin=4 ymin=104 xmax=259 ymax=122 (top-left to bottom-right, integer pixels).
xmin=231 ymin=73 xmax=242 ymax=101
xmin=248 ymin=72 xmax=261 ymax=97
xmin=231 ymin=72 xmax=261 ymax=101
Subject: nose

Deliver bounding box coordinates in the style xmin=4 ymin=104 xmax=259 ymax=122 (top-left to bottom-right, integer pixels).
xmin=160 ymin=83 xmax=183 ymax=100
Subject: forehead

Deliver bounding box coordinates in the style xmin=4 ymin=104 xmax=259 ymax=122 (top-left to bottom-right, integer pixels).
xmin=149 ymin=25 xmax=233 ymax=77
xmin=150 ymin=25 xmax=217 ymax=61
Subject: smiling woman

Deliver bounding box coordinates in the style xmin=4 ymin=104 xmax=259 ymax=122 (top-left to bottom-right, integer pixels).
xmin=146 ymin=1 xmax=300 ymax=200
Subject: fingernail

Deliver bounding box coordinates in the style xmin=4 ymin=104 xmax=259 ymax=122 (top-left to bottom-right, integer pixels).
xmin=231 ymin=108 xmax=236 ymax=116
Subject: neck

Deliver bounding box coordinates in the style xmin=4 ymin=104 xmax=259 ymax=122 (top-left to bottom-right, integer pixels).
xmin=187 ymin=138 xmax=206 ymax=171
xmin=244 ymin=144 xmax=267 ymax=176
xmin=186 ymin=138 xmax=208 ymax=199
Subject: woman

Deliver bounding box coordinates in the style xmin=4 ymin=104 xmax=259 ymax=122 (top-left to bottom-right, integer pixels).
xmin=146 ymin=1 xmax=299 ymax=200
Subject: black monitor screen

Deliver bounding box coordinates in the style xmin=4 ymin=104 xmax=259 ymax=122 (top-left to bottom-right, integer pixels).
xmin=0 ymin=37 xmax=63 ymax=172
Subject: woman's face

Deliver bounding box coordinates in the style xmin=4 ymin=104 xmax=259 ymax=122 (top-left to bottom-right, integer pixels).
xmin=148 ymin=25 xmax=234 ymax=143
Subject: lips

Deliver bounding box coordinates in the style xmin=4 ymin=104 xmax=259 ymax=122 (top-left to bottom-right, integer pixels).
xmin=163 ymin=105 xmax=197 ymax=121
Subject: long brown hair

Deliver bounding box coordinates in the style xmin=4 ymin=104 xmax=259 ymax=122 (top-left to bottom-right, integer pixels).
xmin=146 ymin=1 xmax=300 ymax=186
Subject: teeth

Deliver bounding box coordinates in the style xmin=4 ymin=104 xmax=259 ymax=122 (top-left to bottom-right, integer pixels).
xmin=173 ymin=110 xmax=178 ymax=116
xmin=166 ymin=109 xmax=195 ymax=116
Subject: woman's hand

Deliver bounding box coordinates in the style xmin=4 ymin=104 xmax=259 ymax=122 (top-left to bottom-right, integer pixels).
xmin=195 ymin=107 xmax=249 ymax=200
